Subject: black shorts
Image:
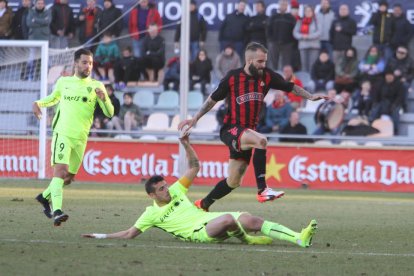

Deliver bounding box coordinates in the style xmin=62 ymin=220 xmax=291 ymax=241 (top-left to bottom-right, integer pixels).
xmin=220 ymin=124 xmax=252 ymax=163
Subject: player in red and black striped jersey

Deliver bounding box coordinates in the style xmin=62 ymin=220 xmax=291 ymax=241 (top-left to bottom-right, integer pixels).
xmin=179 ymin=42 xmax=328 ymax=211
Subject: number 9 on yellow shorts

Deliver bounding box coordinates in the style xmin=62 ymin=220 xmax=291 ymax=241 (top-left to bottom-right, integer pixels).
xmin=51 ymin=133 xmax=87 ymax=174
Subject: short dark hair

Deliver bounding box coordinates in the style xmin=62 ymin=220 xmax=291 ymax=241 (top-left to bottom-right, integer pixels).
xmin=145 ymin=175 xmax=165 ymax=194
xmin=123 ymin=92 xmax=133 ymax=99
xmin=74 ymin=48 xmax=93 ymax=62
xmin=245 ymin=42 xmax=268 ymax=54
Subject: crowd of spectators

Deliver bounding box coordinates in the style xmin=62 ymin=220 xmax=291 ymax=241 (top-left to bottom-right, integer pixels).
xmin=2 ymin=0 xmax=414 ymax=137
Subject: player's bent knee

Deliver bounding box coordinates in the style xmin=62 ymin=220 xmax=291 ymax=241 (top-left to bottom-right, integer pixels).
xmin=259 ymin=137 xmax=268 ymax=148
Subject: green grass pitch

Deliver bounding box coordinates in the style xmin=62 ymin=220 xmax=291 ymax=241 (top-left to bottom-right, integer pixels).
xmin=0 ymin=179 xmax=413 ymax=275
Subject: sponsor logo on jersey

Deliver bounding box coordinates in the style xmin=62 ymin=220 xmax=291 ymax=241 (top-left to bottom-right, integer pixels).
xmin=236 ymin=92 xmax=263 ymax=104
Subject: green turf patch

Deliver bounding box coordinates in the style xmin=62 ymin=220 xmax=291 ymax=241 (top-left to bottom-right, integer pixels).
xmin=0 ymin=179 xmax=413 ymax=275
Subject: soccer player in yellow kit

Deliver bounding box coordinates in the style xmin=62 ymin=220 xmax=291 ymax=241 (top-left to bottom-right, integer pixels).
xmin=82 ymin=135 xmax=317 ymax=248
xmin=33 ymin=48 xmax=114 ymax=226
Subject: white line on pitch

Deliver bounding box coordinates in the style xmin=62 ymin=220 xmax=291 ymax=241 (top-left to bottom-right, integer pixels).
xmin=1 ymin=238 xmax=413 ymax=258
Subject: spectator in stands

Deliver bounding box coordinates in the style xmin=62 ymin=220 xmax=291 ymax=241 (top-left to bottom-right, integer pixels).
xmin=112 ymin=92 xmax=144 ymax=132
xmin=352 ymin=80 xmax=374 ymax=119
xmin=25 ymin=0 xmax=51 ymax=80
xmin=141 ymin=23 xmax=165 ymax=82
xmin=94 ymin=83 xmax=120 ymax=131
xmin=368 ymin=0 xmax=393 ymax=61
xmin=386 ymin=45 xmax=414 ymax=111
xmin=267 ymin=0 xmax=297 ymax=71
xmin=77 ymin=0 xmax=101 ymax=49
xmin=219 ymin=0 xmax=249 ymax=59
xmin=215 ymin=44 xmax=241 ymax=80
xmin=330 ymin=4 xmax=357 ymax=64
xmin=94 ymin=32 xmax=121 ymax=81
xmin=358 ymin=45 xmax=386 ymax=87
xmin=289 ymin=0 xmax=301 ymax=71
xmin=174 ymin=0 xmax=207 ymax=61
xmin=246 ymin=0 xmax=267 ymax=46
xmin=163 ymin=55 xmax=180 ymax=91
xmin=279 ymin=111 xmax=308 ymax=143
xmin=258 ymin=91 xmax=293 ymax=133
xmin=372 ymin=69 xmax=405 ymax=133
xmin=282 ymin=64 xmax=304 ymax=109
xmin=97 ymin=0 xmax=123 ymax=38
xmin=390 ymin=4 xmax=413 ymax=52
xmin=90 ymin=117 xmax=106 ymax=137
xmin=11 ymin=0 xmax=31 ymax=40
xmin=293 ymin=5 xmax=321 ymax=72
xmin=49 ymin=0 xmax=75 ymax=49
xmin=215 ymin=101 xmax=228 ymax=129
xmin=129 ymin=0 xmax=162 ymax=58
xmin=26 ymin=0 xmax=50 ymax=41
xmin=0 ymin=0 xmax=13 ymax=39
xmin=311 ymin=50 xmax=335 ymax=92
xmin=316 ymin=0 xmax=335 ymax=59
xmin=190 ymin=49 xmax=213 ymax=95
xmin=114 ymin=46 xmax=140 ymax=89
xmin=334 ymin=46 xmax=359 ymax=92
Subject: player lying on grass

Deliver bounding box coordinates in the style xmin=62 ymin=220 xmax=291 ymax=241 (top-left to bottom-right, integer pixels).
xmin=82 ymin=135 xmax=317 ymax=247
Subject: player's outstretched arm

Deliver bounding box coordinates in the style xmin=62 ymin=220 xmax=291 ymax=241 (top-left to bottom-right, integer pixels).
xmin=178 ymin=96 xmax=217 ymax=136
xmin=82 ymin=226 xmax=142 ymax=239
xmin=179 ymin=135 xmax=200 ymax=186
xmin=95 ymin=87 xmax=115 ymax=118
xmin=292 ymin=85 xmax=330 ymax=101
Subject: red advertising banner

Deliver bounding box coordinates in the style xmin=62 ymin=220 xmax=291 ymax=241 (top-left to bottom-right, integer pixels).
xmin=2 ymin=137 xmax=414 ymax=192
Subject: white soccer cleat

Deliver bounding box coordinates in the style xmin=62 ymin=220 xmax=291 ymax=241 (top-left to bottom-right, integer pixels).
xmin=257 ymin=188 xmax=285 ymax=203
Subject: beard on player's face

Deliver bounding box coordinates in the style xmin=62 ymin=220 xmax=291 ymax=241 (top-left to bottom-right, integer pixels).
xmin=77 ymin=66 xmax=91 ymax=78
xmin=249 ymin=63 xmax=263 ymax=78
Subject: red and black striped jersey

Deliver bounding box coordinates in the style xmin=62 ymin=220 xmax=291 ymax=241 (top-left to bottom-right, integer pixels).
xmin=211 ymin=68 xmax=294 ymax=129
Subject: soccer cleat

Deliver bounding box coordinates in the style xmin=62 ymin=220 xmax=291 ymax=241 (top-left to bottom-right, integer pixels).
xmin=35 ymin=194 xmax=52 ymax=219
xmin=194 ymin=199 xmax=209 ymax=212
xmin=256 ymin=188 xmax=285 ymax=203
xmin=296 ymin=219 xmax=318 ymax=248
xmin=245 ymin=235 xmax=273 ymax=245
xmin=53 ymin=210 xmax=69 ymax=227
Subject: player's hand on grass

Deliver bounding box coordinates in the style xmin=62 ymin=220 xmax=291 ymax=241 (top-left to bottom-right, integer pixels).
xmin=95 ymin=88 xmax=106 ymax=101
xmin=32 ymin=102 xmax=42 ymax=120
xmin=81 ymin=233 xmax=107 ymax=239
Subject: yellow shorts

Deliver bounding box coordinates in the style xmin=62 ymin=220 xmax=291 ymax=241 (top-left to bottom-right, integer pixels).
xmin=51 ymin=133 xmax=87 ymax=174
xmin=189 ymin=212 xmax=243 ymax=243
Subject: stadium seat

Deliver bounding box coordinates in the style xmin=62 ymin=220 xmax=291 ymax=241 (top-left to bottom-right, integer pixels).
xmin=364 ymin=141 xmax=383 ymax=147
xmin=134 ymin=89 xmax=155 ymax=110
xmin=154 ymin=90 xmax=179 ymax=111
xmin=168 ymin=114 xmax=192 ymax=132
xmin=339 ymin=140 xmax=359 ymax=146
xmin=299 ymin=111 xmax=317 ymax=134
xmin=0 ymin=113 xmax=29 ymax=134
xmin=48 ymin=65 xmax=64 ymax=84
xmin=188 ymin=90 xmax=204 ymax=110
xmin=0 ymin=92 xmax=38 ymax=112
xmin=114 ymin=134 xmax=133 ymax=140
xmin=314 ymin=140 xmax=333 ymax=146
xmin=191 ymin=114 xmax=218 ymax=133
xmin=142 ymin=112 xmax=169 ymax=131
xmin=164 ymin=135 xmax=179 ymax=141
xmin=139 ymin=135 xmax=158 ymax=141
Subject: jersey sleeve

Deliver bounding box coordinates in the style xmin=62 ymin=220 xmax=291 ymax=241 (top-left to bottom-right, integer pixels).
xmin=134 ymin=208 xmax=155 ymax=232
xmin=36 ymin=78 xmax=62 ymax=108
xmin=210 ymin=73 xmax=230 ymax=102
xmin=96 ymin=82 xmax=114 ymax=118
xmin=268 ymin=70 xmax=295 ymax=92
